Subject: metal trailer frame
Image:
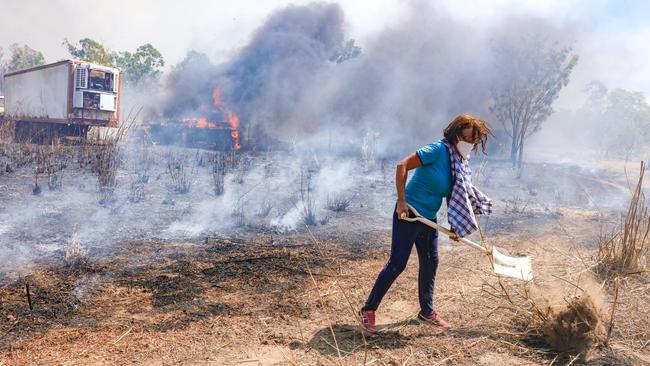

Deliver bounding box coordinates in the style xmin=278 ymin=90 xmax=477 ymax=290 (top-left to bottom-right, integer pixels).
xmin=3 ymin=60 xmax=121 ymax=142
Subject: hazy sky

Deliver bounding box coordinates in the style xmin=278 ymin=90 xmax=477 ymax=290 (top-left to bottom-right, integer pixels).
xmin=1 ymin=0 xmax=649 ymax=107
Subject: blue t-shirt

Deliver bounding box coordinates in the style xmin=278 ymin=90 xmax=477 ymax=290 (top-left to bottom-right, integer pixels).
xmin=405 ymin=141 xmax=453 ymax=219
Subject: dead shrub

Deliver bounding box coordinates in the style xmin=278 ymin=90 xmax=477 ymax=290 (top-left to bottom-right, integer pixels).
xmin=166 ymin=150 xmax=197 ymax=194
xmin=210 ymin=151 xmax=227 ymax=196
xmin=483 ymin=275 xmax=608 ymax=359
xmin=196 ymin=151 xmax=209 ymax=167
xmin=0 ymin=119 xmax=15 ymax=142
xmin=32 ymin=172 xmax=41 ymax=195
xmin=77 ymin=134 xmax=97 ymax=168
xmin=95 ymin=136 xmax=121 ymax=205
xmin=128 ymin=135 xmax=153 ymax=203
xmin=326 ymin=195 xmax=350 ymax=212
xmin=95 ymin=123 xmax=131 ymax=206
xmin=0 ymin=120 xmax=14 ymax=158
xmin=301 ymin=169 xmax=317 ymax=226
xmin=531 ymin=291 xmax=606 ymax=354
xmin=504 ymin=195 xmax=530 ymax=215
xmin=232 ymin=152 xmax=250 ymax=185
xmin=34 ymin=139 xmax=66 ymax=190
xmin=232 ymin=202 xmax=245 ymax=227
xmin=128 ymin=180 xmax=145 ymax=203
xmin=6 ymin=140 xmax=35 ymax=168
xmin=257 ymin=200 xmax=273 ymax=218
xmin=64 ymin=225 xmax=89 ymax=270
xmin=596 ymin=161 xmax=649 ymax=278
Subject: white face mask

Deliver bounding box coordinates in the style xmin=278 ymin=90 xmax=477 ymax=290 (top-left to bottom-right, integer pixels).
xmin=456 ymin=141 xmax=474 ymax=159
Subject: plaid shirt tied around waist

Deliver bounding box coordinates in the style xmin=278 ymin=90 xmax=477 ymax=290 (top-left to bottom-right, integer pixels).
xmin=441 ymin=139 xmax=492 ymax=238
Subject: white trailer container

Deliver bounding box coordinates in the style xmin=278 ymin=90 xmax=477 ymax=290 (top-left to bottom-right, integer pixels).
xmin=3 ymin=59 xmax=121 ymax=141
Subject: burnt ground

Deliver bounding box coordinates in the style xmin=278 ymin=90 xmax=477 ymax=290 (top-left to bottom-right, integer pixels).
xmin=1 ymin=142 xmax=650 ymax=365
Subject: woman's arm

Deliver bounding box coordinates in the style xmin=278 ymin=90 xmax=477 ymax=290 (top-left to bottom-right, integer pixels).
xmin=395 ymin=152 xmax=422 ymax=218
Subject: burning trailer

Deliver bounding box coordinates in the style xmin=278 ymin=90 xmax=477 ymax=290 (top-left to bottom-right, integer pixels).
xmin=3 ymin=60 xmax=121 ymax=142
xmin=149 ymin=117 xmax=240 ymax=151
xmin=150 ymin=87 xmax=242 ymax=151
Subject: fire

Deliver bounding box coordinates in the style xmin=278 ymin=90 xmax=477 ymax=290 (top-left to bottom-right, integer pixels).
xmin=227 ymin=111 xmax=241 ymax=150
xmin=214 ymin=87 xmax=241 ymax=150
xmin=174 ymin=86 xmax=242 ymax=150
xmin=182 ymin=118 xmax=228 ymax=130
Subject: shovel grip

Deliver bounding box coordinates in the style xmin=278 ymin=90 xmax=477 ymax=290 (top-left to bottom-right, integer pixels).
xmin=400 ymin=205 xmax=489 ymax=254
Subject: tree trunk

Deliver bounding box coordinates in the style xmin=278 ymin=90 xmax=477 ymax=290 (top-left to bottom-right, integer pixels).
xmin=510 ymin=133 xmax=519 ymax=167
xmin=517 ymin=137 xmax=525 ymax=169
xmin=510 ymin=117 xmax=520 ymax=167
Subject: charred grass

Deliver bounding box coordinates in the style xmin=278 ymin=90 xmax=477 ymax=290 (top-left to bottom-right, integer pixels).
xmin=0 ymin=234 xmax=357 ymax=363
xmin=4 ymin=228 xmax=641 ymax=365
xmin=1 ymin=152 xmax=649 ymax=364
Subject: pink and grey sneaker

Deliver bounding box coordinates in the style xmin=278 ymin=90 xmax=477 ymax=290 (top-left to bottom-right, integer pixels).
xmin=358 ymin=309 xmax=377 ymax=334
xmin=418 ymin=310 xmax=451 ymax=329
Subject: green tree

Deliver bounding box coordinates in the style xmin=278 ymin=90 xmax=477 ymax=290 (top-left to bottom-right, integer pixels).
xmin=63 ymin=38 xmax=164 ymax=88
xmin=114 ymin=44 xmax=165 ymax=86
xmin=490 ymin=37 xmax=578 ymax=168
xmin=63 ymin=38 xmax=114 ymax=66
xmin=6 ymin=44 xmax=45 ymax=73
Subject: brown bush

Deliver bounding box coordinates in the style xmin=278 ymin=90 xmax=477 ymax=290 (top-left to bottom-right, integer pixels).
xmin=484 ymin=275 xmax=608 ymax=358
xmin=534 ymin=292 xmax=606 ymax=354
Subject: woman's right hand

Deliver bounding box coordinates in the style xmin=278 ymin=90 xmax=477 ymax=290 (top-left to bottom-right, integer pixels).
xmin=396 ymin=200 xmax=409 ymax=220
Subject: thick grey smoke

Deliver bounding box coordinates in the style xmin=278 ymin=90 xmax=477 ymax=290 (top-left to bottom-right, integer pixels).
xmin=225 ymin=3 xmax=344 ymax=119
xmin=159 ymin=2 xmax=578 ymax=158
xmin=160 ymin=3 xmax=346 ymax=145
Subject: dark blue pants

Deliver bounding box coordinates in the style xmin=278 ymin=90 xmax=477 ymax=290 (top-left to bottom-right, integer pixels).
xmin=363 ymin=209 xmax=439 ymax=316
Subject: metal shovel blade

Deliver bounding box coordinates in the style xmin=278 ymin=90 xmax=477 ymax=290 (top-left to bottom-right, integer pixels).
xmin=492 ymin=247 xmax=533 ymax=281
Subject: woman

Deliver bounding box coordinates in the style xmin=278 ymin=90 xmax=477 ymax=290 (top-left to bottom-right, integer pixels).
xmin=359 ymin=114 xmax=492 ymax=334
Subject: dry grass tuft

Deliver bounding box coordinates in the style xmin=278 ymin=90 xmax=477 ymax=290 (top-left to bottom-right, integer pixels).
xmin=597 ymin=161 xmax=649 ymax=278
xmin=326 ymin=195 xmax=351 ymax=212
xmin=485 ymin=274 xmax=608 ymax=358
xmin=300 ymin=169 xmax=317 ymax=226
xmin=34 ymin=139 xmax=66 ymax=190
xmin=95 ymin=124 xmax=131 ymax=205
xmin=65 ymin=225 xmax=89 ymax=270
xmin=166 ymin=150 xmax=197 ymax=194
xmin=534 ymin=291 xmax=606 ymax=354
xmin=0 ymin=119 xmax=15 ymax=144
xmin=210 ymin=151 xmax=227 ymax=196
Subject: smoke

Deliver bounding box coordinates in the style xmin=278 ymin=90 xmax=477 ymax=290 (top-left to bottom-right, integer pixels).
xmin=2 ymin=1 xmax=645 ymax=274
xmin=165 ymin=153 xmax=360 ymax=234
xmin=157 ymin=2 xmax=582 ymax=158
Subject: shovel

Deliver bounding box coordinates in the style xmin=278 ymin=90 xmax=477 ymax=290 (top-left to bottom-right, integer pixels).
xmin=400 ymin=204 xmax=533 ymax=281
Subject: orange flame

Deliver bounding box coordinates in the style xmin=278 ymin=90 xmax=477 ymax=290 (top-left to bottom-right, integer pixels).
xmin=183 ymin=118 xmax=227 ymax=129
xmin=227 ymin=111 xmax=241 ymax=150
xmin=176 ymin=86 xmax=242 ymax=150
xmin=214 ymin=87 xmax=241 ymax=150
